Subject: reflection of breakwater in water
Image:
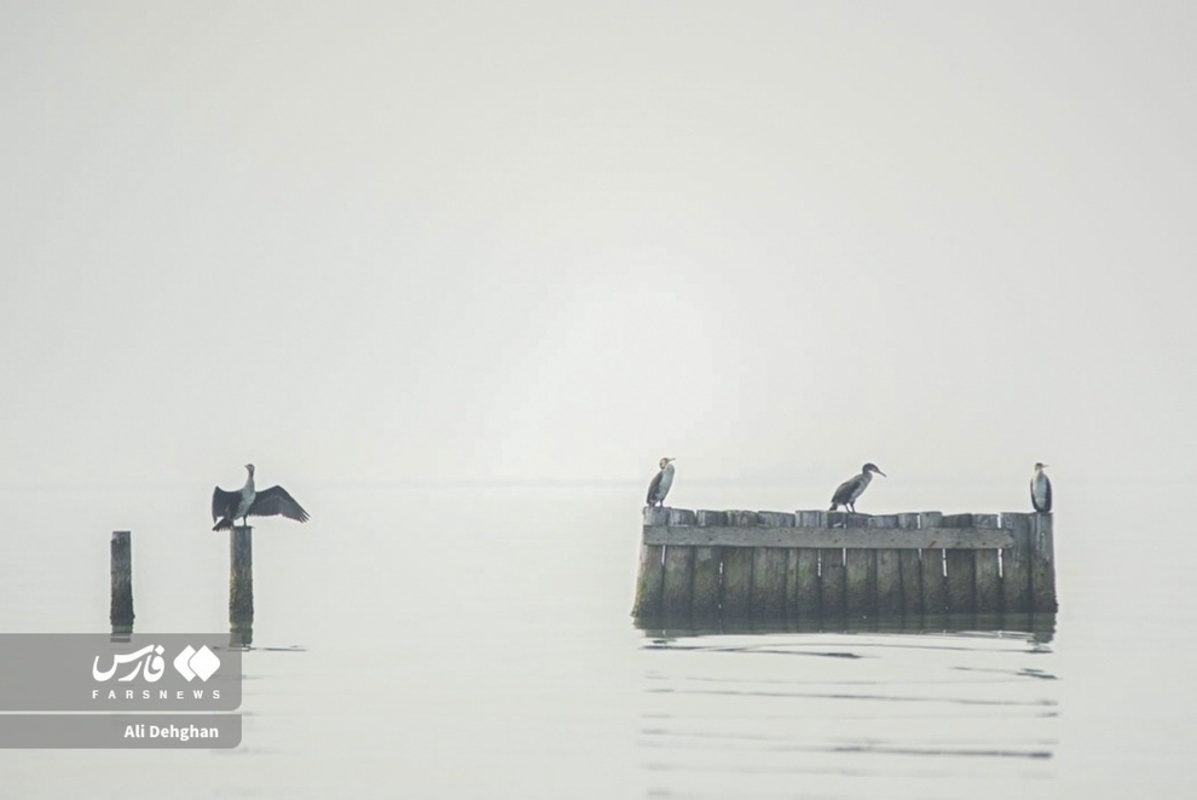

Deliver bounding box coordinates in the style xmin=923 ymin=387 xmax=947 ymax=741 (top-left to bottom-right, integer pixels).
xmin=640 ymin=627 xmax=1059 ymax=798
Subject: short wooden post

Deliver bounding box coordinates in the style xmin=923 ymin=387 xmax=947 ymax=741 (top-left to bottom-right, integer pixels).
xmin=1000 ymin=513 xmax=1032 ymax=614
xmin=721 ymin=511 xmax=758 ymax=619
xmin=752 ymin=513 xmax=792 ymax=619
xmin=109 ymin=531 xmax=134 ymax=633
xmin=661 ymin=509 xmax=696 ymax=619
xmin=844 ymin=549 xmax=876 ymax=621
xmin=943 ymin=514 xmax=976 ymax=616
xmin=229 ymin=526 xmax=254 ymax=640
xmin=632 ymin=507 xmax=669 ymax=620
xmin=1031 ymin=514 xmax=1058 ymax=612
xmin=795 ymin=511 xmax=824 ymax=622
xmin=871 ymin=515 xmax=902 ymax=616
xmin=973 ymin=514 xmax=1002 ymax=616
xmin=896 ymin=513 xmax=922 ymax=618
xmin=919 ymin=512 xmax=946 ymax=621
xmin=691 ymin=510 xmax=725 ymax=619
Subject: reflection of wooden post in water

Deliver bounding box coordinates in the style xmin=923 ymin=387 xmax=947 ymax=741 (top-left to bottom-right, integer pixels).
xmin=229 ymin=526 xmax=253 ymax=644
xmin=110 ymin=531 xmax=134 ymax=633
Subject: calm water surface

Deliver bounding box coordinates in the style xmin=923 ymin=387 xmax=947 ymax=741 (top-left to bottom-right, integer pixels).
xmin=0 ymin=481 xmax=1192 ymax=798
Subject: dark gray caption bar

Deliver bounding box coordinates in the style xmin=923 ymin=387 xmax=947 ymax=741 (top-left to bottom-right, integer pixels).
xmin=0 ymin=634 xmax=241 ymax=711
xmin=0 ymin=714 xmax=241 ymax=748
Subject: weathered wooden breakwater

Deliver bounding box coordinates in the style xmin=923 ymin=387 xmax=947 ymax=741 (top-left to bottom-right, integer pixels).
xmin=632 ymin=508 xmax=1056 ymax=626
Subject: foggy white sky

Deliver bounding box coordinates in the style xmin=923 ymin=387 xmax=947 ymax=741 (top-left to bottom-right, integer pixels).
xmin=2 ymin=3 xmax=1195 ymax=494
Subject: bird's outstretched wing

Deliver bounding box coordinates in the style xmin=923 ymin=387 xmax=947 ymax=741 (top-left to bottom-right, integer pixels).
xmin=646 ymin=472 xmax=663 ymax=504
xmin=212 ymin=487 xmax=241 ymax=523
xmin=249 ymin=485 xmax=310 ymax=523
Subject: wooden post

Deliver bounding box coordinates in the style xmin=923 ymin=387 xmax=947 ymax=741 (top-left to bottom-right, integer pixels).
xmin=720 ymin=511 xmax=758 ymax=619
xmin=1031 ymin=513 xmax=1058 ymax=612
xmin=795 ymin=510 xmax=823 ymax=623
xmin=943 ymin=514 xmax=976 ymax=617
xmin=229 ymin=526 xmax=254 ymax=641
xmin=844 ymin=549 xmax=876 ymax=620
xmin=632 ymin=508 xmax=668 ymax=620
xmin=896 ymin=513 xmax=922 ymax=618
xmin=1000 ymin=513 xmax=1032 ymax=615
xmin=109 ymin=531 xmax=134 ymax=633
xmin=691 ymin=510 xmax=725 ymax=620
xmin=752 ymin=513 xmax=792 ymax=619
xmin=872 ymin=515 xmax=902 ymax=616
xmin=919 ymin=512 xmax=946 ymax=622
xmin=661 ymin=509 xmax=696 ymax=620
xmin=973 ymin=514 xmax=1002 ymax=617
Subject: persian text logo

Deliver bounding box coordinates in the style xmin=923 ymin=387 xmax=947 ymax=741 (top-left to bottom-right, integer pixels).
xmin=93 ymin=645 xmax=167 ymax=683
xmin=92 ymin=645 xmax=221 ymax=684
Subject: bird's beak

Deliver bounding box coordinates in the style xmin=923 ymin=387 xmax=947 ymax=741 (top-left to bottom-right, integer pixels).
xmin=877 ymin=470 xmax=887 ymax=477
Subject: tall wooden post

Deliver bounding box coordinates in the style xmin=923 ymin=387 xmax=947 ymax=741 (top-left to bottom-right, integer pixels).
xmin=109 ymin=531 xmax=134 ymax=633
xmin=229 ymin=526 xmax=254 ymax=644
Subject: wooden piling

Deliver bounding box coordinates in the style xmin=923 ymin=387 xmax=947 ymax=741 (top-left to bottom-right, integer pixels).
xmin=229 ymin=526 xmax=254 ymax=638
xmin=632 ymin=507 xmax=669 ymax=619
xmin=721 ymin=511 xmax=758 ymax=619
xmin=1000 ymin=512 xmax=1032 ymax=616
xmin=973 ymin=514 xmax=1002 ymax=615
xmin=919 ymin=512 xmax=947 ymax=621
xmin=942 ymin=514 xmax=976 ymax=617
xmin=752 ymin=513 xmax=792 ymax=619
xmin=896 ymin=513 xmax=923 ymax=618
xmin=1031 ymin=514 xmax=1058 ymax=612
xmin=109 ymin=531 xmax=134 ymax=632
xmin=871 ymin=515 xmax=902 ymax=616
xmin=691 ymin=510 xmax=725 ymax=619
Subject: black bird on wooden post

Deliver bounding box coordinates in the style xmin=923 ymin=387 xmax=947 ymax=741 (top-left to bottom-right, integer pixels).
xmin=646 ymin=458 xmax=676 ymax=507
xmin=829 ymin=463 xmax=886 ymax=512
xmin=1030 ymin=462 xmax=1052 ymax=513
xmin=211 ymin=463 xmax=310 ymax=531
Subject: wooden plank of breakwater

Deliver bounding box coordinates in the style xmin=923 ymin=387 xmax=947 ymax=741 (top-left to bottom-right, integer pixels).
xmin=661 ymin=509 xmax=696 ymax=618
xmin=973 ymin=514 xmax=1002 ymax=615
xmin=844 ymin=548 xmax=876 ymax=619
xmin=753 ymin=513 xmax=793 ymax=619
xmin=1000 ymin=512 xmax=1032 ymax=615
xmin=920 ymin=512 xmax=947 ymax=618
xmin=691 ymin=510 xmax=725 ymax=619
xmin=942 ymin=514 xmax=976 ymax=615
xmin=641 ymin=526 xmax=1014 ymax=549
xmin=632 ymin=506 xmax=669 ymax=618
xmin=896 ymin=513 xmax=922 ymax=618
xmin=1031 ymin=514 xmax=1058 ymax=612
xmin=795 ymin=510 xmax=824 ymax=620
xmin=872 ymin=515 xmax=902 ymax=616
xmin=820 ymin=546 xmax=846 ymax=623
xmin=721 ymin=511 xmax=758 ymax=618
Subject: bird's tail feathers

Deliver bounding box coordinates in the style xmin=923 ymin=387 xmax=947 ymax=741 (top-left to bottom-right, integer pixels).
xmin=212 ymin=518 xmax=233 ymax=532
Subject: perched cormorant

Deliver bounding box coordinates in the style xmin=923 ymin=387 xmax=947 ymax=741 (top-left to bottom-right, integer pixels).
xmin=829 ymin=463 xmax=886 ymax=512
xmin=646 ymin=457 xmax=676 ymax=507
xmin=1030 ymin=462 xmax=1052 ymax=513
xmin=211 ymin=463 xmax=309 ymax=531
